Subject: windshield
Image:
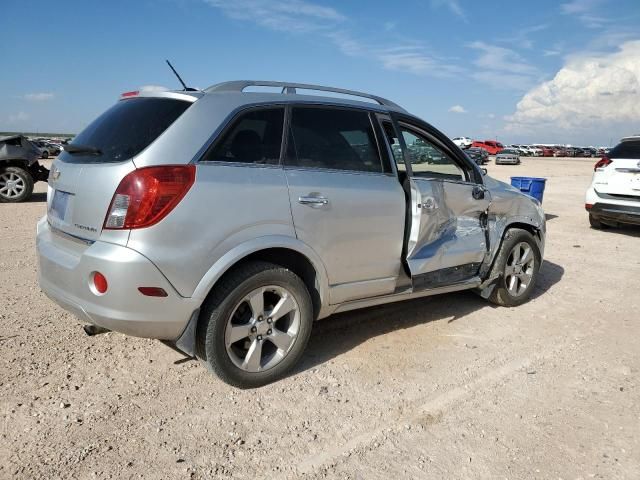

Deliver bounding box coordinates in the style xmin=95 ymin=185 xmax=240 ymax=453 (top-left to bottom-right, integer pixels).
xmin=59 ymin=97 xmax=190 ymax=164
xmin=501 ymin=149 xmax=517 ymax=154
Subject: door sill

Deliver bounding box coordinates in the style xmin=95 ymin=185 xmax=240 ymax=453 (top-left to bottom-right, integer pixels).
xmin=329 ymin=277 xmax=481 ymax=316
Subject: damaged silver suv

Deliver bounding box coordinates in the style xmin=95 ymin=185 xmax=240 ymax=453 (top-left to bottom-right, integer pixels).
xmin=37 ymin=81 xmax=545 ymax=387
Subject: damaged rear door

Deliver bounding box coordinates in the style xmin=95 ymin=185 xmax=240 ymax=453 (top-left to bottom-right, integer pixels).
xmin=387 ymin=117 xmax=491 ymax=290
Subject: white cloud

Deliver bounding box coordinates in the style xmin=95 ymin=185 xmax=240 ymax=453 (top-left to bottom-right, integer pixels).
xmin=205 ymin=0 xmax=344 ymax=32
xmin=467 ymin=41 xmax=539 ymax=90
xmin=561 ymin=0 xmax=609 ymax=28
xmin=430 ymin=0 xmax=466 ymax=21
xmin=448 ymin=105 xmax=466 ymax=113
xmin=377 ymin=47 xmax=464 ymax=77
xmin=23 ymin=92 xmax=54 ymax=102
xmin=505 ymin=40 xmax=640 ymax=138
xmin=205 ymin=0 xmax=464 ymax=79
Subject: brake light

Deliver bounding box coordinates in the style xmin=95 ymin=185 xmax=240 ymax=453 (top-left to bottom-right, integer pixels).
xmin=104 ymin=165 xmax=195 ymax=229
xmin=594 ymin=157 xmax=612 ymax=171
xmin=120 ymin=90 xmax=139 ymax=99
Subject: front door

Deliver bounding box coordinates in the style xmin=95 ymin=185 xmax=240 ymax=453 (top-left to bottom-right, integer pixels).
xmin=284 ymin=106 xmax=406 ymax=304
xmin=384 ymin=118 xmax=491 ymax=290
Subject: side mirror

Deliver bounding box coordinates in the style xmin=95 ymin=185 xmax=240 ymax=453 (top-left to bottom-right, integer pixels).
xmin=472 ymin=185 xmax=486 ymax=200
xmin=481 ymin=168 xmax=488 ymax=176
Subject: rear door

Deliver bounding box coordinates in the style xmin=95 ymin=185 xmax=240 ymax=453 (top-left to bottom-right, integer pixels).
xmin=47 ymin=96 xmax=193 ymax=242
xmin=594 ymin=140 xmax=640 ymax=199
xmin=284 ymin=105 xmax=406 ymax=304
xmin=384 ymin=117 xmax=491 ymax=290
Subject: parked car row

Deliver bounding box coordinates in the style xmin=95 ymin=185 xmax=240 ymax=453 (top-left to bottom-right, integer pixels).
xmin=451 ymin=136 xmax=610 ymax=159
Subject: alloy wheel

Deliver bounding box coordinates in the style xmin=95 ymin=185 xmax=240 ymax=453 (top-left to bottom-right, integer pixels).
xmin=504 ymin=241 xmax=535 ymax=297
xmin=0 ymin=172 xmax=26 ymax=199
xmin=224 ymin=285 xmax=301 ymax=372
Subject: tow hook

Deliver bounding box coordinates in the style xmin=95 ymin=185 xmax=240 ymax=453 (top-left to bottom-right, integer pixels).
xmin=83 ymin=324 xmax=110 ymax=336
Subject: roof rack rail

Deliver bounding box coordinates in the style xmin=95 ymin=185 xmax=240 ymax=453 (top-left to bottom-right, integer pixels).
xmin=205 ymin=80 xmax=405 ymax=110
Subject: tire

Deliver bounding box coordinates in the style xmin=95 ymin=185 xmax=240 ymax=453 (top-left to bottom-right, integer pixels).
xmin=196 ymin=261 xmax=313 ymax=388
xmin=0 ymin=166 xmax=34 ymax=203
xmin=41 ymin=151 xmax=49 ymax=159
xmin=487 ymin=228 xmax=541 ymax=307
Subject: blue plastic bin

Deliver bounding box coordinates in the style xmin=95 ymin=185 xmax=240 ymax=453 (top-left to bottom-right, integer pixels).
xmin=510 ymin=177 xmax=547 ymax=203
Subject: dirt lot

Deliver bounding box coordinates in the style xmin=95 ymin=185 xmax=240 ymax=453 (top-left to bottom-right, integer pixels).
xmin=1 ymin=157 xmax=639 ymax=479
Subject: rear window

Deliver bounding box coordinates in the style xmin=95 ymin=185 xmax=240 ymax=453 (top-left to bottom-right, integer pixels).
xmin=608 ymin=141 xmax=640 ymax=159
xmin=59 ymin=97 xmax=190 ymax=164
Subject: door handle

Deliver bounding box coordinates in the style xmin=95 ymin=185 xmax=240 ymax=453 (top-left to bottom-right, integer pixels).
xmin=418 ymin=197 xmax=437 ymax=210
xmin=298 ymin=195 xmax=329 ymax=207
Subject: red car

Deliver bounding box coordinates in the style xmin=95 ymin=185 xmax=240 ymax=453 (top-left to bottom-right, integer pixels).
xmin=541 ymin=147 xmax=554 ymax=157
xmin=471 ymin=140 xmax=504 ymax=155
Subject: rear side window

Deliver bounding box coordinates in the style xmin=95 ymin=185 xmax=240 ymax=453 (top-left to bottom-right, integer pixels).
xmin=286 ymin=107 xmax=383 ymax=173
xmin=59 ymin=98 xmax=190 ymax=164
xmin=202 ymin=108 xmax=284 ymax=165
xmin=608 ymin=141 xmax=640 ymax=159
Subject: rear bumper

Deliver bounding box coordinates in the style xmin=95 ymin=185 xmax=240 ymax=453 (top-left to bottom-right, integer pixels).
xmin=495 ymin=158 xmax=519 ymax=164
xmin=36 ymin=217 xmax=199 ymax=340
xmin=587 ymin=202 xmax=640 ymax=226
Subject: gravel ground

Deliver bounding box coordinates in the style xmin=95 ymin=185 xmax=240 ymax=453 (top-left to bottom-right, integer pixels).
xmin=1 ymin=157 xmax=639 ymax=479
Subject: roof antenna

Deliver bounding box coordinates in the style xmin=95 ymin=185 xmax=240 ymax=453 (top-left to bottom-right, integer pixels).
xmin=165 ymin=60 xmax=197 ymax=91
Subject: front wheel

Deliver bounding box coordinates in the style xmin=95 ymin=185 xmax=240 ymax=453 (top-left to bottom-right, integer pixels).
xmin=0 ymin=166 xmax=34 ymax=203
xmin=196 ymin=261 xmax=313 ymax=388
xmin=487 ymin=229 xmax=541 ymax=307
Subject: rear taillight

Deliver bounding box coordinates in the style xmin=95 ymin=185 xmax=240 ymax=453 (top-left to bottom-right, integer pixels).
xmin=104 ymin=165 xmax=195 ymax=229
xmin=594 ymin=157 xmax=612 ymax=171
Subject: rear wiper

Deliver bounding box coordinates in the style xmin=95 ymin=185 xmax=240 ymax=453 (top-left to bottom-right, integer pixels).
xmin=64 ymin=144 xmax=102 ymax=156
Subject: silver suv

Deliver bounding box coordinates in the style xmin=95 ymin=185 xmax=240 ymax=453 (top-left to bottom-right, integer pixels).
xmin=37 ymin=81 xmax=546 ymax=387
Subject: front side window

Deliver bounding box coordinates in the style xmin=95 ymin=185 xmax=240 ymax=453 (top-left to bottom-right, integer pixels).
xmin=285 ymin=107 xmax=383 ymax=173
xmin=202 ymin=108 xmax=284 ymax=165
xmin=399 ymin=126 xmax=465 ymax=181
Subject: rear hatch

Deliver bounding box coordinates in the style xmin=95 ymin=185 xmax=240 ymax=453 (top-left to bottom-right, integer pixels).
xmin=47 ymin=94 xmax=194 ymax=242
xmin=594 ymin=139 xmax=640 ymax=200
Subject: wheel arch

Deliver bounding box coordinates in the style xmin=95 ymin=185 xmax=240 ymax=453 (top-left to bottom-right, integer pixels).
xmin=479 ymin=219 xmax=544 ymax=292
xmin=191 ymin=236 xmax=330 ymax=321
xmin=0 ymin=159 xmax=31 ymax=172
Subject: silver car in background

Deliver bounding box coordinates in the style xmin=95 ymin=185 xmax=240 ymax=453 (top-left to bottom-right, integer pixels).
xmin=496 ymin=148 xmax=521 ymax=165
xmin=37 ymin=81 xmax=545 ymax=387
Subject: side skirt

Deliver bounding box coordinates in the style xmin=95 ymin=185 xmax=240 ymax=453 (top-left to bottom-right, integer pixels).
xmin=328 ymin=277 xmax=481 ymax=316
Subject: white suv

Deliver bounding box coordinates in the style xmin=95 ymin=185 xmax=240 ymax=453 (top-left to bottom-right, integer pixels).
xmin=586 ymin=136 xmax=640 ymax=228
xmin=452 ymin=137 xmax=472 ymax=149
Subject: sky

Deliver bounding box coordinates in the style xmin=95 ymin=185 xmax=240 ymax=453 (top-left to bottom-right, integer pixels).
xmin=1 ymin=0 xmax=639 ymax=146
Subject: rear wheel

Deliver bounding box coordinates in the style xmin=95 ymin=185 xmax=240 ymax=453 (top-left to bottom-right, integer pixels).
xmin=0 ymin=166 xmax=34 ymax=203
xmin=487 ymin=229 xmax=541 ymax=307
xmin=196 ymin=261 xmax=313 ymax=388
xmin=41 ymin=150 xmax=49 ymax=159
